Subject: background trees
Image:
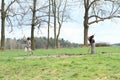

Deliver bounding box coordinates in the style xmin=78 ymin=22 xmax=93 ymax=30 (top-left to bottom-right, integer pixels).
xmin=4 ymin=37 xmax=80 ymax=49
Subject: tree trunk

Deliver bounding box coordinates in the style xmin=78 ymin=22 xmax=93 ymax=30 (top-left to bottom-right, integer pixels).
xmin=53 ymin=0 xmax=57 ymax=48
xmin=47 ymin=0 xmax=51 ymax=49
xmin=84 ymin=24 xmax=89 ymax=46
xmin=56 ymin=23 xmax=61 ymax=48
xmin=1 ymin=0 xmax=5 ymax=50
xmin=83 ymin=8 xmax=89 ymax=46
xmin=31 ymin=25 xmax=35 ymax=50
xmin=31 ymin=0 xmax=36 ymax=50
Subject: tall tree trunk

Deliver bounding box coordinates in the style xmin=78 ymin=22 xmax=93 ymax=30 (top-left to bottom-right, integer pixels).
xmin=47 ymin=0 xmax=51 ymax=49
xmin=31 ymin=0 xmax=37 ymax=50
xmin=1 ymin=0 xmax=5 ymax=50
xmin=56 ymin=23 xmax=62 ymax=48
xmin=31 ymin=25 xmax=35 ymax=50
xmin=53 ymin=0 xmax=57 ymax=48
xmin=83 ymin=9 xmax=89 ymax=46
xmin=51 ymin=0 xmax=57 ymax=48
xmin=84 ymin=23 xmax=89 ymax=46
xmin=56 ymin=23 xmax=61 ymax=48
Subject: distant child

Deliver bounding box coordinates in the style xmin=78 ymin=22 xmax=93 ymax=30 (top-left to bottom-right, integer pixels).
xmin=24 ymin=37 xmax=32 ymax=55
xmin=88 ymin=35 xmax=95 ymax=54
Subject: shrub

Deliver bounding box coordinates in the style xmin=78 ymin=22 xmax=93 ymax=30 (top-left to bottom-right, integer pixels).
xmin=95 ymin=42 xmax=111 ymax=47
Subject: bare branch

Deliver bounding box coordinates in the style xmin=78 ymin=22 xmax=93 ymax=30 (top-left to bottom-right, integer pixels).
xmin=6 ymin=16 xmax=13 ymax=33
xmin=88 ymin=0 xmax=97 ymax=10
xmin=5 ymin=0 xmax=16 ymax=12
xmin=88 ymin=15 xmax=120 ymax=25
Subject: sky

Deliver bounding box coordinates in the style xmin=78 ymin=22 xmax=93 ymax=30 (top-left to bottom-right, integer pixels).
xmin=0 ymin=0 xmax=120 ymax=44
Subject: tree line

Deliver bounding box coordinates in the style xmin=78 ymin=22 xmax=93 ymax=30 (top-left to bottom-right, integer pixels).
xmin=1 ymin=0 xmax=120 ymax=50
xmin=0 ymin=37 xmax=80 ymax=49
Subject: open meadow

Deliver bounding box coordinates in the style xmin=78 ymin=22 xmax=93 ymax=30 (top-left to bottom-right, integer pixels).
xmin=0 ymin=46 xmax=120 ymax=80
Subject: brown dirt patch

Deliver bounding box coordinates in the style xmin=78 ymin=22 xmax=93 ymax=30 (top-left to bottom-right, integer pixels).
xmin=15 ymin=54 xmax=86 ymax=59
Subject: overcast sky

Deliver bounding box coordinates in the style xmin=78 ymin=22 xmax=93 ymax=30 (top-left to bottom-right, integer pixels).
xmin=0 ymin=0 xmax=120 ymax=44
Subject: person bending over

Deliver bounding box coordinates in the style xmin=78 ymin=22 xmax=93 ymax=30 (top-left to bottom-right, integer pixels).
xmin=88 ymin=35 xmax=95 ymax=54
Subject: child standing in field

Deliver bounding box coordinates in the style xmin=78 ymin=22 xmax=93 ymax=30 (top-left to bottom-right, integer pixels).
xmin=24 ymin=37 xmax=32 ymax=55
xmin=88 ymin=35 xmax=95 ymax=54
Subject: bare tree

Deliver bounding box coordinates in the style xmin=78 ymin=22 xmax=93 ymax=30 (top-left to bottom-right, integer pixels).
xmin=56 ymin=0 xmax=68 ymax=48
xmin=83 ymin=0 xmax=120 ymax=46
xmin=17 ymin=0 xmax=49 ymax=50
xmin=0 ymin=0 xmax=17 ymax=50
xmin=51 ymin=0 xmax=70 ymax=48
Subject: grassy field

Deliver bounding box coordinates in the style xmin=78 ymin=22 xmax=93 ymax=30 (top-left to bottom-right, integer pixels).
xmin=0 ymin=46 xmax=120 ymax=80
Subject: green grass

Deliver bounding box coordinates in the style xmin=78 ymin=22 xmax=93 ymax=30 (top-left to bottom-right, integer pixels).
xmin=1 ymin=46 xmax=120 ymax=57
xmin=0 ymin=46 xmax=120 ymax=80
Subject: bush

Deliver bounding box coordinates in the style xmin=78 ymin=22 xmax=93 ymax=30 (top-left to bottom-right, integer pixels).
xmin=95 ymin=42 xmax=111 ymax=47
